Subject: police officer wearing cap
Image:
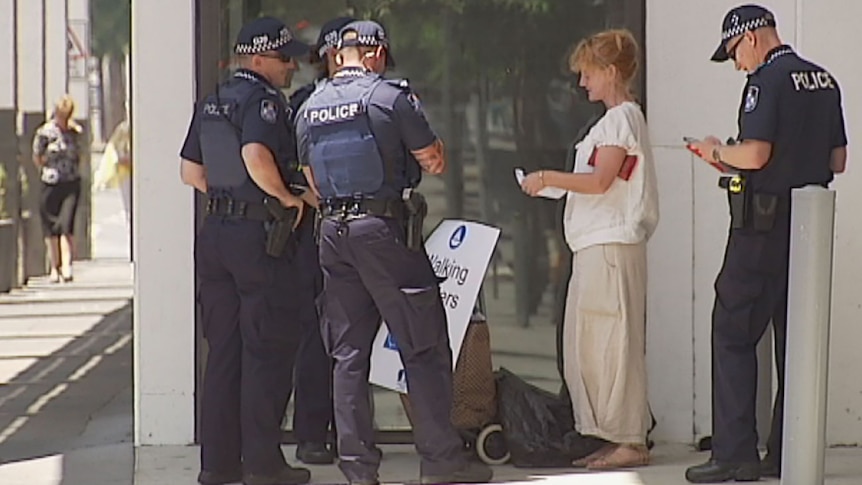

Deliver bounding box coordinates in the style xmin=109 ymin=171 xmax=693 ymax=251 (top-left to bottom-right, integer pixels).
xmin=286 ymin=15 xmax=356 ymax=467
xmin=180 ymin=16 xmax=319 ymax=485
xmin=685 ymin=5 xmax=847 ymax=483
xmin=295 ymin=20 xmax=493 ymax=485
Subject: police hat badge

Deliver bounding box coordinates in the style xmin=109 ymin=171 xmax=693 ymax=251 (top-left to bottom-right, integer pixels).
xmin=260 ymin=99 xmax=278 ymax=123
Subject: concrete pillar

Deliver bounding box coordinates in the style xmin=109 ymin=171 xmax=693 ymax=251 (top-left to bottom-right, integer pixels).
xmin=132 ymin=0 xmax=196 ymax=445
xmin=16 ymin=0 xmax=47 ymax=279
xmin=782 ymin=187 xmax=836 ymax=485
xmin=0 ymin=0 xmax=18 ymax=292
xmin=44 ymin=0 xmax=67 ymax=110
xmin=67 ymin=0 xmax=91 ymax=260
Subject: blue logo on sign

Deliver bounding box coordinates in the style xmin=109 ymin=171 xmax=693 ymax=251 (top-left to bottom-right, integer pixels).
xmin=449 ymin=225 xmax=467 ymax=250
xmin=384 ymin=333 xmax=399 ymax=351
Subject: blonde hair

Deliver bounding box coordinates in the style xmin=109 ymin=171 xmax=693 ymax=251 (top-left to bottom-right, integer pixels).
xmin=53 ymin=94 xmax=76 ymax=118
xmin=569 ymin=29 xmax=639 ymax=88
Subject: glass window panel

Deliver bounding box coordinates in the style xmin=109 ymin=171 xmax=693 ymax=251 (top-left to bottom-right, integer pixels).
xmin=201 ymin=0 xmax=645 ymax=433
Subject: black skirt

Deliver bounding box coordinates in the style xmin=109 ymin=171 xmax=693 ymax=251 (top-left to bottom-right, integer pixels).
xmin=40 ymin=179 xmax=81 ymax=236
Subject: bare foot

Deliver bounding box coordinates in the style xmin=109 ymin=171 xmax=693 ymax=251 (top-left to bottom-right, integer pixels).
xmin=586 ymin=444 xmax=649 ymax=470
xmin=572 ymin=443 xmax=617 ymax=468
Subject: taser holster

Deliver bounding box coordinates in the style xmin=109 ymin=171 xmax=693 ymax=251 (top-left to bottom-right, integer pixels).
xmin=719 ymin=175 xmax=747 ymax=230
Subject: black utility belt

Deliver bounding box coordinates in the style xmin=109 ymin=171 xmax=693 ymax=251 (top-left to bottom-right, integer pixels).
xmin=205 ymin=197 xmax=271 ymax=222
xmin=719 ymin=176 xmax=783 ymax=232
xmin=319 ymin=197 xmax=405 ymax=220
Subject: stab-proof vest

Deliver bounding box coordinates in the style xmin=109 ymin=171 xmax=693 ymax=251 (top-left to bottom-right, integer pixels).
xmin=302 ymin=74 xmax=390 ymax=199
xmin=199 ymin=74 xmax=269 ymax=203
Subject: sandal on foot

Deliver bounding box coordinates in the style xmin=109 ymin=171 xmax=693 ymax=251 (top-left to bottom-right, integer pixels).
xmin=572 ymin=444 xmax=617 ymax=468
xmin=586 ymin=444 xmax=649 ymax=470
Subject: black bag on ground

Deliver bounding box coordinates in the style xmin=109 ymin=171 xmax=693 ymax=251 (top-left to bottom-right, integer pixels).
xmin=495 ymin=367 xmax=605 ymax=468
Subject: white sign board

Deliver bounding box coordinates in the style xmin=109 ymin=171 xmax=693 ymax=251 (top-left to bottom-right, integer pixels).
xmin=369 ymin=220 xmax=501 ymax=393
xmin=67 ymin=20 xmax=89 ymax=80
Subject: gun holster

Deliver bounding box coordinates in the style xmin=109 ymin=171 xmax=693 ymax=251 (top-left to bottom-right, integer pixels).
xmin=402 ymin=191 xmax=428 ymax=251
xmin=264 ymin=198 xmax=299 ymax=258
xmin=719 ymin=175 xmax=747 ymax=230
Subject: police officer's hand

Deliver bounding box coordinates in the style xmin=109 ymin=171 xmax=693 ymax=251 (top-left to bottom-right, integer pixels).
xmin=688 ymin=138 xmax=721 ymax=165
xmin=521 ymin=170 xmax=547 ymax=197
xmin=278 ymin=194 xmax=305 ymax=229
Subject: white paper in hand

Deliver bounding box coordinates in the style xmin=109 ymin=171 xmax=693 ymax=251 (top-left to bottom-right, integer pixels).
xmin=515 ymin=168 xmax=566 ymax=200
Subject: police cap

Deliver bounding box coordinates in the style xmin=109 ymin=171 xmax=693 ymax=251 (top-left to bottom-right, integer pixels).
xmin=314 ymin=16 xmax=357 ymax=60
xmin=235 ymin=16 xmax=310 ymax=58
xmin=337 ymin=20 xmax=396 ymax=67
xmin=711 ymin=4 xmax=777 ymax=62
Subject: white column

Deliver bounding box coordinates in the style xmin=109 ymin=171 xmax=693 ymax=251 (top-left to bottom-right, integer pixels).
xmin=16 ymin=0 xmax=44 ymax=115
xmin=0 ymin=0 xmax=13 ymax=111
xmin=66 ymin=0 xmax=89 ymax=119
xmin=44 ymin=0 xmax=67 ymax=111
xmin=131 ymin=0 xmax=196 ymax=445
xmin=781 ymin=187 xmax=835 ymax=485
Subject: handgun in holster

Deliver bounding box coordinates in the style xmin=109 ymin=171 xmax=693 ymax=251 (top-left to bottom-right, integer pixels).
xmin=264 ymin=198 xmax=299 ymax=258
xmin=719 ymin=175 xmax=747 ymax=229
xmin=402 ymin=190 xmax=428 ymax=251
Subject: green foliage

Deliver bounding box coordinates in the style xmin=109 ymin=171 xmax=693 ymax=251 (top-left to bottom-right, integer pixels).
xmin=91 ymin=0 xmax=131 ymax=57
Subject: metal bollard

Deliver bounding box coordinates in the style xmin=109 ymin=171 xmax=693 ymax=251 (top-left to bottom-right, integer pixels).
xmin=781 ymin=186 xmax=835 ymax=485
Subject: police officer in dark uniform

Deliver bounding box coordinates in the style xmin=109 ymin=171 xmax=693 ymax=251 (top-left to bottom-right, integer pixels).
xmin=180 ymin=16 xmax=318 ymax=485
xmin=685 ymin=5 xmax=847 ymax=483
xmin=286 ymin=16 xmax=355 ymax=466
xmin=295 ymin=20 xmax=493 ymax=485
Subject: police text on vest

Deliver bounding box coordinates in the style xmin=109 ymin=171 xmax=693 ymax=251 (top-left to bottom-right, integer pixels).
xmin=791 ymin=71 xmax=835 ymax=91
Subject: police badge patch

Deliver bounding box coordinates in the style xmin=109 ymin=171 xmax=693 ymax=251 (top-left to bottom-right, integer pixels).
xmin=744 ymin=85 xmax=760 ymax=113
xmin=260 ymin=99 xmax=278 ymax=123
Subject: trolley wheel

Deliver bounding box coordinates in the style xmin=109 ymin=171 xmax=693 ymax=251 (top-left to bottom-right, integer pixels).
xmin=476 ymin=423 xmax=510 ymax=466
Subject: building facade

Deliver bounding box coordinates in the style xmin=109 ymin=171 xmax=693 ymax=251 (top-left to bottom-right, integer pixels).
xmin=132 ymin=0 xmax=862 ymax=448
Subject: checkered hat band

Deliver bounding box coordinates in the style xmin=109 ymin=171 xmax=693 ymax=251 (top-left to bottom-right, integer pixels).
xmin=235 ymin=33 xmax=292 ymax=55
xmin=343 ymin=34 xmax=384 ymax=47
xmin=722 ymin=17 xmax=772 ymax=40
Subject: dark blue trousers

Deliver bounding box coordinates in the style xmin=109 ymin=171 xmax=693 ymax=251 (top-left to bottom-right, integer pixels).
xmin=292 ymin=209 xmax=335 ymax=444
xmin=711 ymin=219 xmax=790 ymax=465
xmin=318 ymin=215 xmax=465 ymax=483
xmin=195 ymin=214 xmax=313 ymax=475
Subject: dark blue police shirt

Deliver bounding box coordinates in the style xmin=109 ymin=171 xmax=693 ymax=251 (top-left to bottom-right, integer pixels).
xmin=180 ymin=69 xmax=297 ymax=177
xmin=295 ymin=70 xmax=437 ymax=196
xmin=737 ymin=45 xmax=847 ymax=193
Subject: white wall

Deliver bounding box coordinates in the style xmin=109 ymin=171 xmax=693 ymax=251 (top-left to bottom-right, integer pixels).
xmin=0 ymin=0 xmax=14 ymax=110
xmin=16 ymin=0 xmax=43 ymax=113
xmin=44 ymin=0 xmax=67 ymax=112
xmin=67 ymin=0 xmax=89 ymax=119
xmin=647 ymin=0 xmax=862 ymax=446
xmin=131 ymin=0 xmax=196 ymax=446
xmin=797 ymin=0 xmax=862 ymax=446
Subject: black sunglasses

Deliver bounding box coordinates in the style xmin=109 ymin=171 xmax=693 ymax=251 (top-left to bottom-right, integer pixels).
xmin=257 ymin=52 xmax=292 ymax=63
xmin=726 ymin=36 xmax=745 ymax=61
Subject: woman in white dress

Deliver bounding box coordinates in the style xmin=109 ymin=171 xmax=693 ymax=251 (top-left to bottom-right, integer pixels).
xmin=521 ymin=28 xmax=659 ymax=470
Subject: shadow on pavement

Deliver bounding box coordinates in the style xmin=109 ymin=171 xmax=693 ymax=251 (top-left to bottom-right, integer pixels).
xmin=0 ymin=301 xmax=134 ymax=485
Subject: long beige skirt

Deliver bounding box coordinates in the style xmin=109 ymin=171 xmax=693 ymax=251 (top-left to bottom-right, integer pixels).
xmin=563 ymin=242 xmax=650 ymax=445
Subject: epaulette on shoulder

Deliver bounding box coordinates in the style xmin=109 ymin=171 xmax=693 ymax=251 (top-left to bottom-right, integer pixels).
xmin=384 ymin=78 xmax=411 ymax=91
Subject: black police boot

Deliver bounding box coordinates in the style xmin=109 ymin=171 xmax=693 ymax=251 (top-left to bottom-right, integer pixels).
xmin=242 ymin=464 xmax=311 ymax=485
xmin=685 ymin=459 xmax=760 ymax=483
xmin=420 ymin=461 xmax=493 ymax=484
xmin=198 ymin=469 xmax=243 ymax=485
xmin=760 ymin=454 xmax=781 ymax=478
xmin=295 ymin=441 xmax=335 ymax=465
